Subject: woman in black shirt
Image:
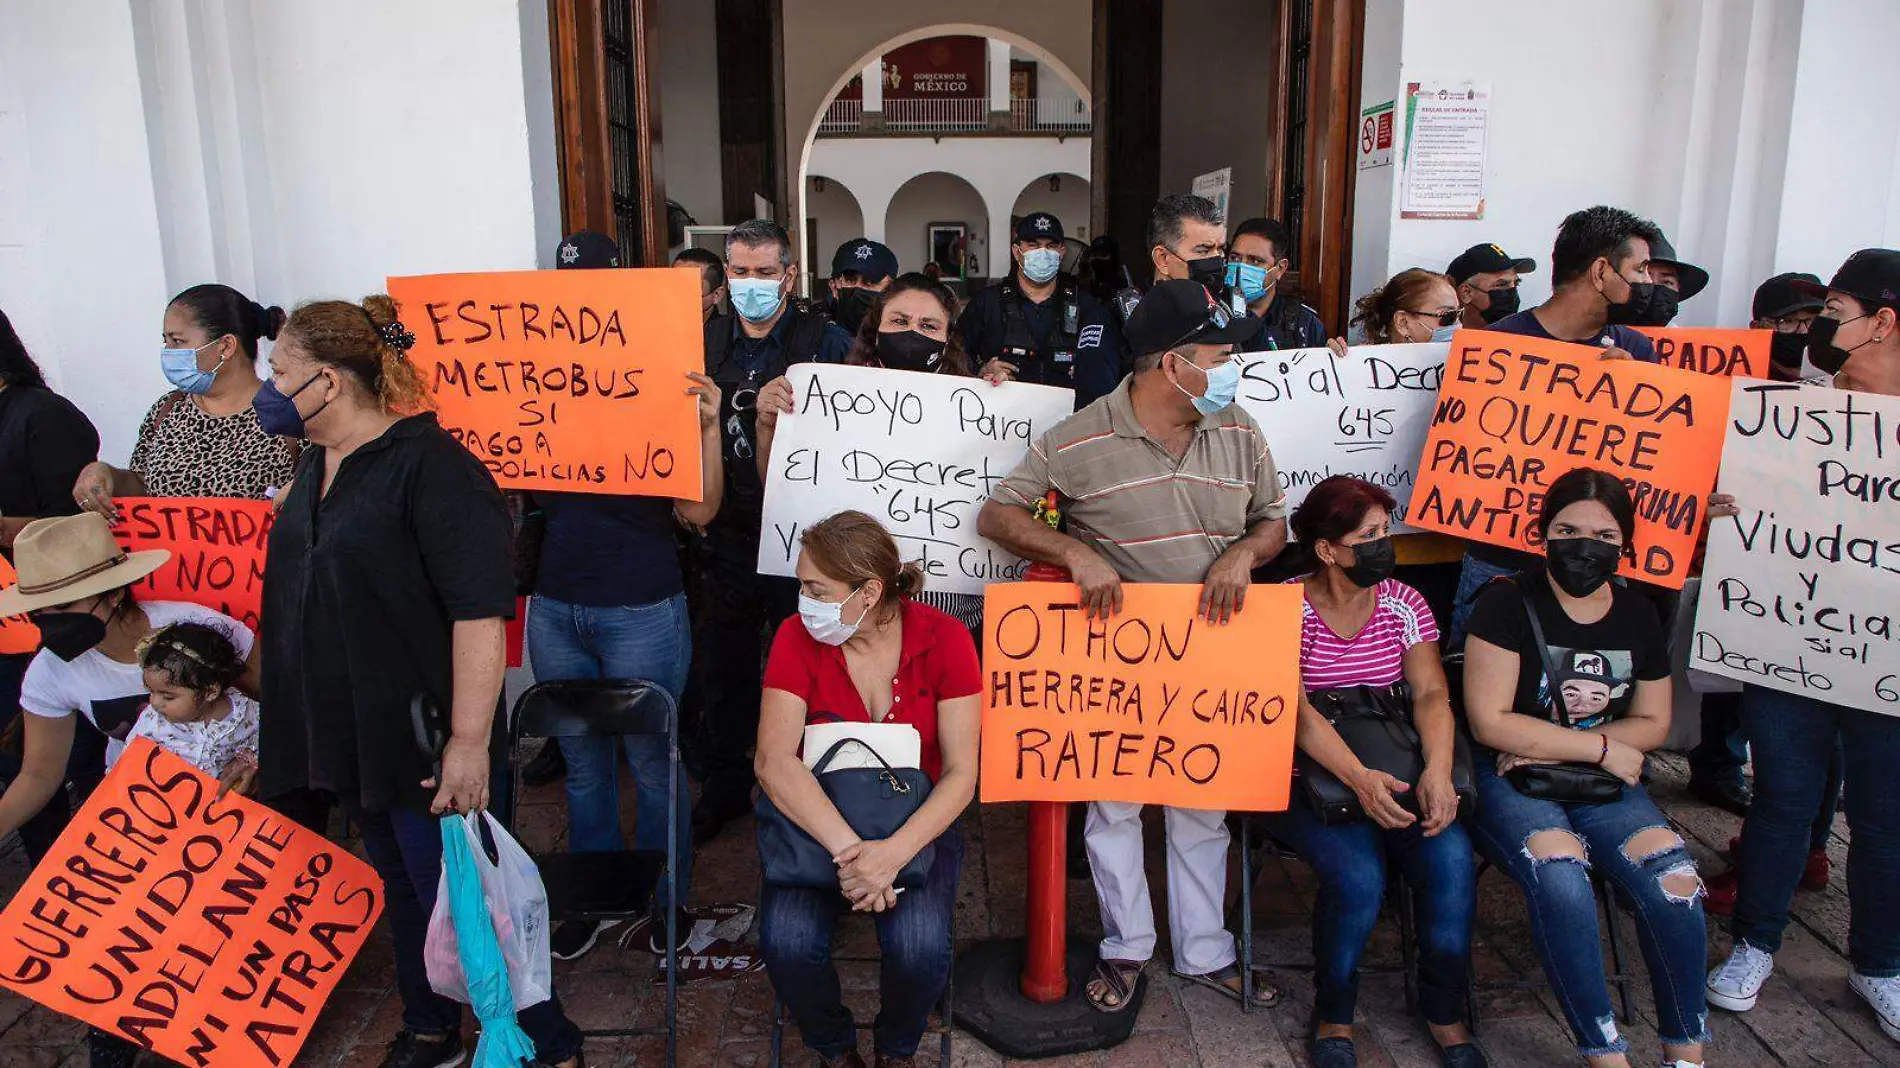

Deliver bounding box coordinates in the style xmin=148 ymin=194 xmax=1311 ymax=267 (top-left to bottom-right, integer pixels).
xmin=255 ymin=296 xmax=584 ymax=1068
xmin=1461 ymin=468 xmax=1705 ymax=1068
xmin=0 ymin=308 xmax=100 ymax=860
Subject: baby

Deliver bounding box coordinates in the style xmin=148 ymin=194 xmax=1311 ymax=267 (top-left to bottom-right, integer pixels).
xmin=130 ymin=621 xmax=261 ymax=791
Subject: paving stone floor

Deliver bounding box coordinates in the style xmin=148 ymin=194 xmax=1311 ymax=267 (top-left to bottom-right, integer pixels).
xmin=1 ymin=752 xmax=1894 ymax=1066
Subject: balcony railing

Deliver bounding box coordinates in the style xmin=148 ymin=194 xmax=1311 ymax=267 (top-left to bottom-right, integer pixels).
xmin=817 ymin=97 xmax=1093 ymax=137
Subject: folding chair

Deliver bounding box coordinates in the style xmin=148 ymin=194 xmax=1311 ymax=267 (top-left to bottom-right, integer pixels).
xmin=768 ymin=947 xmax=955 ymax=1068
xmin=506 ymin=679 xmax=682 ymax=1067
xmin=1233 ymin=815 xmax=1423 ymax=1015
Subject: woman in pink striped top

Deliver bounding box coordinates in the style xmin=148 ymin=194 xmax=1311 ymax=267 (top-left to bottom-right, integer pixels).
xmin=1266 ymin=476 xmax=1484 ymax=1068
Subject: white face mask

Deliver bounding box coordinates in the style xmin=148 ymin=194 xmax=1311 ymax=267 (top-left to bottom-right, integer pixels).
xmin=798 ymin=585 xmax=870 ymax=646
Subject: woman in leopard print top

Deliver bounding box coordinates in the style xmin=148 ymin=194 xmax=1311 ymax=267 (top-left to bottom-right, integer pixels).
xmin=73 ymin=284 xmax=298 ymax=515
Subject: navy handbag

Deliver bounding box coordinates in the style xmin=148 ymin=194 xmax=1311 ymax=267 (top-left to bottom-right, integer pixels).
xmin=755 ymin=738 xmax=936 ymax=889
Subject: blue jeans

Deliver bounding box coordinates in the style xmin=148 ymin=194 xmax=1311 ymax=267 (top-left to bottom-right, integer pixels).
xmin=1692 ymin=690 xmax=1843 ymax=850
xmin=1733 ymin=686 xmax=1900 ymax=975
xmin=1447 ymin=552 xmax=1517 ymax=651
xmin=1261 ymin=803 xmax=1476 ymax=1026
xmin=1468 ymin=762 xmax=1708 ymax=1056
xmin=528 ymin=592 xmax=694 ymax=910
xmin=761 ymin=830 xmax=963 ymax=1060
xmin=352 ymin=802 xmax=583 ymax=1061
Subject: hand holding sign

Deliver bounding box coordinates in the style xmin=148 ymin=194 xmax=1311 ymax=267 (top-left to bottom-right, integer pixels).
xmin=0 ymin=740 xmax=382 ymax=1066
xmin=979 ymin=582 xmax=1303 ymax=811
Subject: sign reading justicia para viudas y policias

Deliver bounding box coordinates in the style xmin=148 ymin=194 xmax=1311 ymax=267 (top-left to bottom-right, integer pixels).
xmin=1693 ymin=380 xmax=1900 ymax=715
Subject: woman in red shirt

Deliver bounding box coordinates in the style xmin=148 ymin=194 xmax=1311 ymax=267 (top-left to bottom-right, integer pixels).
xmin=755 ymin=510 xmax=980 ymax=1068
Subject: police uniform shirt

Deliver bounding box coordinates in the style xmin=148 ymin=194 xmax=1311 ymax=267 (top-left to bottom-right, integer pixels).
xmin=1236 ymin=291 xmax=1329 ymax=353
xmin=957 ymin=276 xmax=1126 ymax=408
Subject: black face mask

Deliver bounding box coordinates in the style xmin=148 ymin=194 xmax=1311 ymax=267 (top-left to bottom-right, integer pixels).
xmin=33 ymin=610 xmax=107 ymax=662
xmin=833 ymin=288 xmax=878 ymax=335
xmin=1604 ymin=276 xmax=1663 ymax=326
xmin=1632 ymin=286 xmax=1680 ymax=327
xmin=1544 ymin=537 xmax=1623 ymax=598
xmin=1479 ymin=287 xmax=1521 ymax=323
xmin=1769 ymin=331 xmax=1808 ymax=378
xmin=875 ymin=329 xmax=945 ymax=373
xmin=1805 ymin=313 xmax=1872 ymax=376
xmin=1338 ymin=537 xmax=1397 ymax=588
xmin=1185 ymin=255 xmax=1228 ymax=293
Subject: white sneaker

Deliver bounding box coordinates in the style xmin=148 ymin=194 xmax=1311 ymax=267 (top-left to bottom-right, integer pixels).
xmin=1850 ymin=972 xmax=1900 ymax=1042
xmin=1706 ymin=943 xmax=1774 ymax=1011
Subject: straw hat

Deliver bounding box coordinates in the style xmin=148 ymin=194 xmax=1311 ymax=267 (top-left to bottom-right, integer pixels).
xmin=0 ymin=513 xmax=169 ymax=616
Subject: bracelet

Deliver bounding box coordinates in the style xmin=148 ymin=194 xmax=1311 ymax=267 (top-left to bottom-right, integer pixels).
xmin=1596 ymin=734 xmax=1610 ymax=765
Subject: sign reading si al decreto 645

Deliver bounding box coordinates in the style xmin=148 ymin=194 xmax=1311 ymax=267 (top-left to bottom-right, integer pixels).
xmin=1234 ymin=343 xmax=1446 ymax=534
xmin=0 ymin=740 xmax=383 ymax=1067
xmin=757 ymin=364 xmax=1074 ymax=596
xmin=979 ymin=583 xmax=1303 ymax=812
xmin=1407 ymin=332 xmax=1731 ymax=589
xmin=1692 ymin=381 xmax=1900 ymax=714
xmin=391 ymin=268 xmax=705 ymax=498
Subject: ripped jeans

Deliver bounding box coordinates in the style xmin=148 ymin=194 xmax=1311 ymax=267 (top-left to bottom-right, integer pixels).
xmin=1469 ymin=760 xmax=1708 ymax=1057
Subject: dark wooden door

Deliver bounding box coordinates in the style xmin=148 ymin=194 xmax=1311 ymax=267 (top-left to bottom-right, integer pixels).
xmin=549 ymin=0 xmax=668 ymax=266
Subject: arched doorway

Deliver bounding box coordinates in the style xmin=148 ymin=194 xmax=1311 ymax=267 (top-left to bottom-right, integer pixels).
xmin=884 ymin=171 xmax=988 ymax=291
xmin=804 ymin=175 xmax=865 ymax=282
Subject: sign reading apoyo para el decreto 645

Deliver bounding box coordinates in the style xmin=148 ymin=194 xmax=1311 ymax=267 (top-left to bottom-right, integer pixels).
xmin=757 ymin=364 xmax=1074 ymax=595
xmin=1692 ymin=380 xmax=1900 ymax=714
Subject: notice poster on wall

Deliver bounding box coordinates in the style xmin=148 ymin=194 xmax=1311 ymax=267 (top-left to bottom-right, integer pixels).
xmin=756 ymin=364 xmax=1074 ymax=595
xmin=0 ymin=740 xmax=383 ymax=1066
xmin=1359 ymin=100 xmax=1396 ymax=170
xmin=1191 ymin=168 xmax=1233 ymax=229
xmin=1233 ymin=343 xmax=1446 ymax=533
xmin=391 ymin=268 xmax=705 ymax=499
xmin=1692 ymin=381 xmax=1900 ymax=715
xmin=979 ymin=583 xmax=1303 ymax=811
xmin=1401 ymin=81 xmax=1491 ymax=219
xmin=1406 ymin=331 xmax=1731 ymax=589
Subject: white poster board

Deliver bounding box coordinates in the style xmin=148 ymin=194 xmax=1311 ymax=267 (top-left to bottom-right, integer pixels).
xmin=1692 ymin=380 xmax=1900 ymax=715
xmin=757 ymin=364 xmax=1075 ymax=595
xmin=1191 ymin=168 xmax=1232 ymax=227
xmin=1401 ymin=81 xmax=1491 ymax=219
xmin=1233 ymin=343 xmax=1447 ymax=534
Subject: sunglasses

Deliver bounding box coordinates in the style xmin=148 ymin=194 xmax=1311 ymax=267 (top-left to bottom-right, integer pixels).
xmin=1407 ymin=308 xmax=1461 ymax=327
xmin=1165 ymin=297 xmax=1235 ymax=351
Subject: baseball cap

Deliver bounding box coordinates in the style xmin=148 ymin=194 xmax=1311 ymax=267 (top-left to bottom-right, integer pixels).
xmin=1446 ymin=243 xmax=1536 ymax=284
xmin=1792 ymin=249 xmax=1900 ymax=310
xmin=1015 ymin=212 xmax=1065 ymax=243
xmin=830 ymin=238 xmax=898 ymax=283
xmin=1751 ymin=272 xmax=1826 ymax=321
xmin=556 ymin=230 xmax=621 ymax=269
xmin=1647 ymin=234 xmax=1709 ymax=300
xmin=1124 ymin=280 xmax=1263 ymax=355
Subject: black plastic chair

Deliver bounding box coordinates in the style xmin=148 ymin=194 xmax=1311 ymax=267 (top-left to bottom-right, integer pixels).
xmin=506 ymin=679 xmax=682 ymax=1067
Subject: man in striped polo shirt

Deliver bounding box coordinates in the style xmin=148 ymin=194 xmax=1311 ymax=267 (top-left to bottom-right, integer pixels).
xmin=977 ymin=278 xmax=1291 ymax=1012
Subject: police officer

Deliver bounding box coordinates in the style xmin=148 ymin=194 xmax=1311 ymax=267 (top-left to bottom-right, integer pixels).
xmin=827 ymin=237 xmax=898 ymax=335
xmin=1448 ymin=242 xmax=1537 ymax=331
xmin=957 ymin=211 xmax=1126 ymax=408
xmin=693 ymin=219 xmax=852 ymax=844
xmin=1226 ymin=217 xmax=1327 ymax=351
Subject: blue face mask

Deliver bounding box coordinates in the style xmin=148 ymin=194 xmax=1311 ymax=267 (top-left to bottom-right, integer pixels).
xmin=160 ymin=339 xmax=228 ymax=395
xmin=729 ymin=277 xmax=786 ymax=323
xmin=1020 ymin=247 xmax=1062 ymax=284
xmin=1172 ymin=353 xmax=1242 ymax=416
xmin=1429 ymin=322 xmax=1460 ymax=343
xmin=254 ymin=371 xmax=330 ymax=439
xmin=1225 ymin=262 xmax=1273 ymax=304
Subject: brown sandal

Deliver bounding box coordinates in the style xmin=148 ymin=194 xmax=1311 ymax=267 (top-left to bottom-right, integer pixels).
xmin=1085 ymin=958 xmax=1145 ymax=1013
xmin=1173 ymin=962 xmax=1280 ymax=1007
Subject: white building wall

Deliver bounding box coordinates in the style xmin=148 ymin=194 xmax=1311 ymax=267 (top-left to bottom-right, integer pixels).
xmin=1010 ymin=176 xmax=1091 ymax=241
xmin=659 ymin=0 xmax=726 ymax=231
xmin=807 ymin=135 xmax=1092 ymax=277
xmin=1353 ymin=0 xmax=1900 ymax=328
xmin=0 ymin=0 xmax=552 ymax=465
xmin=805 ymin=177 xmax=868 ymax=274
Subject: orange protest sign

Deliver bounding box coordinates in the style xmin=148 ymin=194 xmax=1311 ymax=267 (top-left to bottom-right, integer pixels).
xmin=1634 ymin=326 xmax=1772 ymax=379
xmin=979 ymin=583 xmax=1303 ymax=811
xmin=0 ymin=556 xmax=40 ymax=655
xmin=390 ymin=268 xmax=704 ymax=498
xmin=0 ymin=739 xmax=383 ymax=1066
xmin=1408 ymin=331 xmax=1732 ymax=589
xmin=112 ymin=498 xmax=273 ymax=633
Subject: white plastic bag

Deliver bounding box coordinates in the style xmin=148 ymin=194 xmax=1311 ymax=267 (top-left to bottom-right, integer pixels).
xmin=425 ymin=811 xmax=553 ymax=1009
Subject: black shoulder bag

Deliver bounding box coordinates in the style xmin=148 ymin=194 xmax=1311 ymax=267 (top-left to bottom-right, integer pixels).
xmin=1505 ymin=583 xmax=1626 ymax=804
xmin=756 ymin=738 xmax=935 ymax=889
xmin=1299 ymin=682 xmax=1476 ymax=826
